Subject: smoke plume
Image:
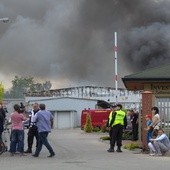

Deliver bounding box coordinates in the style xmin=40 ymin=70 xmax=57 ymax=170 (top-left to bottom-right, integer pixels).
xmin=0 ymin=0 xmax=170 ymax=89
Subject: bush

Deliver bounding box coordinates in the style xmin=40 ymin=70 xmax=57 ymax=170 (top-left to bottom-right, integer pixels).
xmin=123 ymin=143 xmax=140 ymax=150
xmin=122 ymin=130 xmax=132 ymax=140
xmin=92 ymin=127 xmax=100 ymax=132
xmin=84 ymin=113 xmax=93 ymax=133
xmin=100 ymin=136 xmax=110 ymax=141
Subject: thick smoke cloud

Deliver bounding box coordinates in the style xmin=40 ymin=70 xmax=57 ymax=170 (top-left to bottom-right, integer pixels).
xmin=0 ymin=0 xmax=170 ymax=89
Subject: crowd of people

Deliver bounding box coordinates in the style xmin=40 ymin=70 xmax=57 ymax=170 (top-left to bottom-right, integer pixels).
xmin=106 ymin=104 xmax=170 ymax=157
xmin=0 ymin=102 xmax=55 ymax=157
xmin=147 ymin=106 xmax=170 ymax=156
xmin=1 ymin=102 xmax=170 ymax=158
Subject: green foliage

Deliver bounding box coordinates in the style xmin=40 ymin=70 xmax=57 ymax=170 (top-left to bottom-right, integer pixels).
xmin=123 ymin=143 xmax=140 ymax=150
xmin=84 ymin=114 xmax=93 ymax=133
xmin=122 ymin=130 xmax=132 ymax=140
xmin=4 ymin=76 xmax=52 ymax=98
xmin=0 ymin=83 xmax=4 ymax=103
xmin=100 ymin=136 xmax=110 ymax=141
xmin=10 ymin=76 xmax=34 ymax=98
xmin=92 ymin=127 xmax=100 ymax=132
xmin=100 ymin=130 xmax=132 ymax=141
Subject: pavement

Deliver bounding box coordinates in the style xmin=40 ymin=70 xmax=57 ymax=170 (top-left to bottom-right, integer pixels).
xmin=0 ymin=128 xmax=170 ymax=170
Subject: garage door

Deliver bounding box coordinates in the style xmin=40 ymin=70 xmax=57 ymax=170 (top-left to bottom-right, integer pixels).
xmin=57 ymin=111 xmax=71 ymax=129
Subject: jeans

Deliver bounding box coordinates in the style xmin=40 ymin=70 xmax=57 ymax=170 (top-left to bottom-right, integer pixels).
xmin=17 ymin=130 xmax=24 ymax=152
xmin=34 ymin=132 xmax=55 ymax=156
xmin=10 ymin=129 xmax=24 ymax=153
xmin=154 ymin=141 xmax=170 ymax=154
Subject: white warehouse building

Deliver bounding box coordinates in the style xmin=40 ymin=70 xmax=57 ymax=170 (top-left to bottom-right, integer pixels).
xmin=26 ymin=97 xmax=99 ymax=129
xmin=25 ymin=86 xmax=141 ymax=129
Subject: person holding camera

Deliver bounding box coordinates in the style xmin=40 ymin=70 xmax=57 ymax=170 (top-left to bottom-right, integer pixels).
xmin=9 ymin=104 xmax=26 ymax=156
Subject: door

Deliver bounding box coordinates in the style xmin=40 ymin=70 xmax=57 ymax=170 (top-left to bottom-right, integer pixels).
xmin=57 ymin=111 xmax=71 ymax=129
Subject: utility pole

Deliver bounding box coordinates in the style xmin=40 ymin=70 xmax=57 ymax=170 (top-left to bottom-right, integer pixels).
xmin=114 ymin=32 xmax=118 ymax=103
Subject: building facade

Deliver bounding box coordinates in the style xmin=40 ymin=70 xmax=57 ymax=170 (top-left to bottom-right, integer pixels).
xmin=122 ymin=63 xmax=170 ymax=150
xmin=25 ymin=86 xmax=141 ymax=129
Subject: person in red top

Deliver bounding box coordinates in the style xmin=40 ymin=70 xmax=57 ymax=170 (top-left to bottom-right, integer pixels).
xmin=9 ymin=104 xmax=26 ymax=156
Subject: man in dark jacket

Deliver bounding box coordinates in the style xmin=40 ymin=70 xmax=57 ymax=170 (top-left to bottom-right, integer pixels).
xmin=0 ymin=103 xmax=6 ymax=119
xmin=127 ymin=109 xmax=139 ymax=141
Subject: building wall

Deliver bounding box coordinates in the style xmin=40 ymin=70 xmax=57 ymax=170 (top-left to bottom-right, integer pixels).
xmin=27 ymin=97 xmax=98 ymax=127
xmin=51 ymin=110 xmax=77 ymax=129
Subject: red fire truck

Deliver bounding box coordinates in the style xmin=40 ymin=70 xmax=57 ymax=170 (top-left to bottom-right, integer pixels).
xmin=81 ymin=109 xmax=111 ymax=129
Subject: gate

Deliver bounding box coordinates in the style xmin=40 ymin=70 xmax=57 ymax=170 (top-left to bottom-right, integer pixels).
xmin=156 ymin=97 xmax=170 ymax=137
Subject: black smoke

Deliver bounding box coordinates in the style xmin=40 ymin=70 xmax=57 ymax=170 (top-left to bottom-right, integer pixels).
xmin=0 ymin=0 xmax=170 ymax=89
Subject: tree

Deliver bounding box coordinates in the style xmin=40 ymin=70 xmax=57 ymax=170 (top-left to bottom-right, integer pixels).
xmin=84 ymin=113 xmax=93 ymax=133
xmin=4 ymin=76 xmax=52 ymax=98
xmin=10 ymin=76 xmax=34 ymax=98
xmin=0 ymin=83 xmax=4 ymax=103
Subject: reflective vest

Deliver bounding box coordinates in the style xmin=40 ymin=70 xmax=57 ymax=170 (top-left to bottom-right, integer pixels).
xmin=110 ymin=110 xmax=126 ymax=127
xmin=108 ymin=111 xmax=113 ymax=125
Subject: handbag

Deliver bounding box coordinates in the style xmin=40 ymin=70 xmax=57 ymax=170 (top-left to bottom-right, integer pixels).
xmin=148 ymin=120 xmax=160 ymax=133
xmin=148 ymin=126 xmax=154 ymax=133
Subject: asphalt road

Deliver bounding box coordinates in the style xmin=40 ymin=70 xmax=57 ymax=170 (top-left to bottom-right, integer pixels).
xmin=0 ymin=128 xmax=170 ymax=170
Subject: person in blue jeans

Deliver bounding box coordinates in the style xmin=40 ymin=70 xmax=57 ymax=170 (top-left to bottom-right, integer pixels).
xmin=32 ymin=103 xmax=55 ymax=158
xmin=10 ymin=104 xmax=26 ymax=156
xmin=145 ymin=114 xmax=152 ymax=144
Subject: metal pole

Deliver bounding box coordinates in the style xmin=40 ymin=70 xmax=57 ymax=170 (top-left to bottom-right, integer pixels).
xmin=114 ymin=32 xmax=118 ymax=103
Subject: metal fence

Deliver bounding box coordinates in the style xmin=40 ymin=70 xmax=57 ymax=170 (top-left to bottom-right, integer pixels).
xmin=156 ymin=97 xmax=170 ymax=137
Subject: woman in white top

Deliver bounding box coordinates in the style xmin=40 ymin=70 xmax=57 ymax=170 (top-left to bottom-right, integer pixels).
xmin=150 ymin=106 xmax=161 ymax=130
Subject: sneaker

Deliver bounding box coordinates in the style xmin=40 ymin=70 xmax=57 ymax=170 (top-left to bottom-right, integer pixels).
xmin=149 ymin=153 xmax=156 ymax=156
xmin=155 ymin=153 xmax=162 ymax=157
xmin=47 ymin=153 xmax=55 ymax=157
xmin=162 ymin=151 xmax=167 ymax=156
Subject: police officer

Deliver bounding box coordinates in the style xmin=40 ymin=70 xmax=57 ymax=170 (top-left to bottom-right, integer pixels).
xmin=24 ymin=103 xmax=39 ymax=153
xmin=107 ymin=104 xmax=127 ymax=152
xmin=106 ymin=105 xmax=117 ymax=151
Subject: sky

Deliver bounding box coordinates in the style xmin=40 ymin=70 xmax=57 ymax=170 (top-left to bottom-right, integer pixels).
xmin=1 ymin=0 xmax=170 ymax=90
